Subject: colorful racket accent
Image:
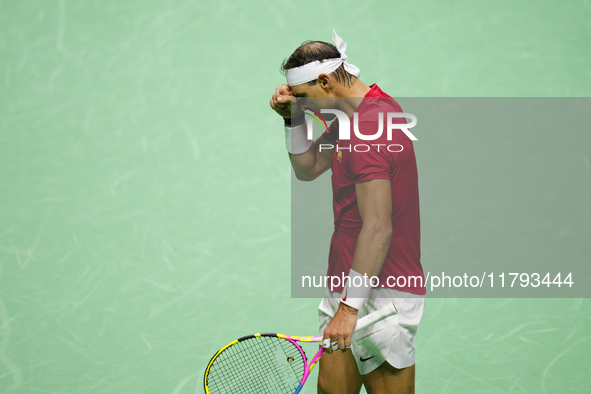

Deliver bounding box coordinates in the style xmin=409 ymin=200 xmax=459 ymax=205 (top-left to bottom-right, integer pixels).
xmin=203 ymin=303 xmax=396 ymax=394
xmin=278 ymin=334 xmax=326 ymax=394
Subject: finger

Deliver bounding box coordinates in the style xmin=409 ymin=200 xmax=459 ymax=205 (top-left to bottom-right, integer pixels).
xmin=330 ymin=335 xmax=339 ymax=349
xmin=343 ymin=336 xmax=352 ymax=352
xmin=322 ymin=323 xmax=334 ymax=353
xmin=278 ymin=84 xmax=292 ymax=96
xmin=277 ymin=85 xmax=294 ymax=103
xmin=275 ymin=88 xmax=286 ymax=102
xmin=341 ymin=337 xmax=351 ymax=352
xmin=271 ymin=98 xmax=283 ymax=110
xmin=277 ymin=93 xmax=292 ymax=103
xmin=272 ymin=95 xmax=288 ymax=111
xmin=331 ymin=341 xmax=339 ymax=352
xmin=322 ymin=338 xmax=333 ymax=354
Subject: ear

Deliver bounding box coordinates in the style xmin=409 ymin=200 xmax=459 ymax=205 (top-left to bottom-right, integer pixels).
xmin=317 ymin=73 xmax=331 ymax=91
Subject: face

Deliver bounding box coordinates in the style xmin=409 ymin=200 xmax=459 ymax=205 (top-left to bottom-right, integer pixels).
xmin=289 ymin=78 xmax=338 ymax=121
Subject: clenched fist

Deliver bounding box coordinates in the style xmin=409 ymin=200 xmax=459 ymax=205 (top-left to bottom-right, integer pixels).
xmin=269 ymin=84 xmax=303 ymax=120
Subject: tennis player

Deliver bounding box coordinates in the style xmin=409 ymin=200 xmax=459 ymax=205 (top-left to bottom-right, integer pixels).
xmin=270 ymin=30 xmax=426 ymax=394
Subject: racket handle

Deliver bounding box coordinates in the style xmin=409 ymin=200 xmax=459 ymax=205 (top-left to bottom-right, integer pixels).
xmin=353 ymin=303 xmax=397 ymax=333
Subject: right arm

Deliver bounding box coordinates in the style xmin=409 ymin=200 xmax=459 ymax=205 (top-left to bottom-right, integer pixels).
xmin=270 ymin=84 xmax=334 ymax=181
xmin=288 ymin=134 xmax=334 ymax=181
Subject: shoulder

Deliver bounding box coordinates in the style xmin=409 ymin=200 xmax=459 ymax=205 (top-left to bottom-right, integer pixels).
xmin=358 ymin=85 xmax=402 ymax=117
xmin=357 ymin=97 xmax=402 ymax=124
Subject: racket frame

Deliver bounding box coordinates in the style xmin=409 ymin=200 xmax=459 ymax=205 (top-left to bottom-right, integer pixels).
xmin=203 ymin=333 xmax=313 ymax=394
xmin=203 ymin=303 xmax=397 ymax=394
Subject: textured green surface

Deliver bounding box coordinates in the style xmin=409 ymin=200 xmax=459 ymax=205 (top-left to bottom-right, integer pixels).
xmin=1 ymin=1 xmax=590 ymax=393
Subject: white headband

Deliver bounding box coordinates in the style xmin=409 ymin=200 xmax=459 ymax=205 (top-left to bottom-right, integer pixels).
xmin=285 ymin=29 xmax=361 ymax=86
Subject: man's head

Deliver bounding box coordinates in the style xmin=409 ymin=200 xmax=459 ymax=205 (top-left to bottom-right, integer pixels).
xmin=281 ymin=40 xmax=357 ymax=97
xmin=280 ymin=31 xmax=362 ymax=116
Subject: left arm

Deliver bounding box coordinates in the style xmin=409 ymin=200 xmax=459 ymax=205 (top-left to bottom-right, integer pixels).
xmin=350 ymin=178 xmax=393 ymax=278
xmin=322 ymin=179 xmax=393 ymax=353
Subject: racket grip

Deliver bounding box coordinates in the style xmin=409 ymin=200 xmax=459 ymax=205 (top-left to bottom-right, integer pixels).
xmin=353 ymin=303 xmax=397 ymax=333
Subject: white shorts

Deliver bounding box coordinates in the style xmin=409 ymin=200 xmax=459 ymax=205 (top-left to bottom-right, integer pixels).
xmin=318 ymin=287 xmax=425 ymax=375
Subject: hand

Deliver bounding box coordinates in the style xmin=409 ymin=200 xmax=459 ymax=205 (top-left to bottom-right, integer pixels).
xmin=269 ymin=84 xmax=303 ymax=120
xmin=322 ymin=302 xmax=358 ymax=354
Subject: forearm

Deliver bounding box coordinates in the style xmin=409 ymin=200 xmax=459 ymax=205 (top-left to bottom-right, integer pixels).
xmin=270 ymin=84 xmax=332 ymax=180
xmin=285 ymin=118 xmax=333 ymax=180
xmin=338 ymin=222 xmax=391 ymax=311
xmin=289 ymin=138 xmax=330 ymax=181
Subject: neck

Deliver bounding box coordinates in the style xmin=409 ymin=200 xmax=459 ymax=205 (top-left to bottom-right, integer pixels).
xmin=334 ymin=79 xmax=371 ymax=117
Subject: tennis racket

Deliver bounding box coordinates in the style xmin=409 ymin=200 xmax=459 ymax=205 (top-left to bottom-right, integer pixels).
xmin=203 ymin=303 xmax=397 ymax=394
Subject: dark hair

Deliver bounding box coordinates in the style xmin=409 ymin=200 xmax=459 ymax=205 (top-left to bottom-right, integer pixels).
xmin=280 ymin=40 xmax=357 ymax=87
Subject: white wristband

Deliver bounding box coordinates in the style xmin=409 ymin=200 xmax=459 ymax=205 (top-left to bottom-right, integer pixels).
xmin=340 ymin=268 xmax=372 ymax=311
xmin=285 ymin=119 xmax=313 ymax=155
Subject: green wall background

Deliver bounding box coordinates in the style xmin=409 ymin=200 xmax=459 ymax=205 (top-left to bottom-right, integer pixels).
xmin=1 ymin=1 xmax=590 ymax=393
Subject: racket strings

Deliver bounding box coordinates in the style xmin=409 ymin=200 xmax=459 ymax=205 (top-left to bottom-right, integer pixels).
xmin=207 ymin=336 xmax=306 ymax=394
